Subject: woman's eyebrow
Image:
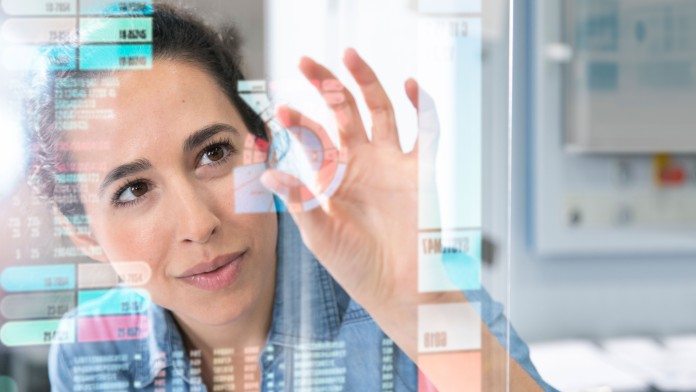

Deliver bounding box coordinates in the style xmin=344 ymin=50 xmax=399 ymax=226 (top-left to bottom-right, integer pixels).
xmin=183 ymin=123 xmax=239 ymax=153
xmin=99 ymin=159 xmax=152 ymax=197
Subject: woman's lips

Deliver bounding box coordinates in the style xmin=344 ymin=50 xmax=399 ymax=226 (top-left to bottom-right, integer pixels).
xmin=177 ymin=251 xmax=245 ymax=291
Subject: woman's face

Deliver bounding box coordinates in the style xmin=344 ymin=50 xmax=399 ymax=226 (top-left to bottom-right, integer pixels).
xmin=67 ymin=60 xmax=278 ymax=327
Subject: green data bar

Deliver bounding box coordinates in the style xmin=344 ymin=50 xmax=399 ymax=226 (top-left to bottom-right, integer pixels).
xmin=0 ymin=319 xmax=74 ymax=346
xmin=79 ymin=44 xmax=152 ymax=70
xmin=80 ymin=0 xmax=152 ymax=16
xmin=0 ymin=376 xmax=17 ymax=392
xmin=80 ymin=17 xmax=152 ymax=43
xmin=78 ymin=288 xmax=149 ymax=316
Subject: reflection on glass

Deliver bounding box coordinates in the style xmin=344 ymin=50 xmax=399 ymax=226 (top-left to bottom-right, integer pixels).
xmin=0 ymin=1 xmax=557 ymax=391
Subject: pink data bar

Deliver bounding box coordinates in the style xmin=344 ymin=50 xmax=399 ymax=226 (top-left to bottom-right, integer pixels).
xmin=78 ymin=315 xmax=150 ymax=343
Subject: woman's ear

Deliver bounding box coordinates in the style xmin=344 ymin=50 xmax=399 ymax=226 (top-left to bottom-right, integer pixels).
xmin=53 ymin=206 xmax=108 ymax=263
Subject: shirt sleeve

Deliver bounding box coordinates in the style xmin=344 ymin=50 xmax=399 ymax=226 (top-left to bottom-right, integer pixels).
xmin=48 ymin=338 xmax=73 ymax=392
xmin=463 ymin=288 xmax=559 ymax=392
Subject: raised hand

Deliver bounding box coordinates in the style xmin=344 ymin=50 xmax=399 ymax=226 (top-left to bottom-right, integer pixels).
xmin=260 ymin=49 xmax=545 ymax=392
xmin=261 ymin=49 xmax=425 ymax=320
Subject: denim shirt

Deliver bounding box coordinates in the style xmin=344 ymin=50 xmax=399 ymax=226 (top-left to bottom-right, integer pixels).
xmin=49 ymin=213 xmax=556 ymax=391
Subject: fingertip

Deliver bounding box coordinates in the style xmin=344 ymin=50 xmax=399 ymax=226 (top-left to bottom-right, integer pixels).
xmin=342 ymin=47 xmax=360 ymax=69
xmin=405 ymin=78 xmax=419 ymax=108
xmin=298 ymin=56 xmax=316 ymax=77
xmin=275 ymin=105 xmax=291 ymax=127
xmin=298 ymin=57 xmax=324 ymax=89
xmin=299 ymin=56 xmax=314 ymax=68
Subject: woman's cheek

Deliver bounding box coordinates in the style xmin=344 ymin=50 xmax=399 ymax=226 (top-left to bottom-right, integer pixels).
xmin=100 ymin=215 xmax=169 ymax=273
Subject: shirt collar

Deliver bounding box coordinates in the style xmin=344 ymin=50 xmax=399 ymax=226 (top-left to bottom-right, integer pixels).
xmin=266 ymin=212 xmax=345 ymax=346
xmin=131 ymin=211 xmax=347 ymax=387
xmin=133 ymin=302 xmax=189 ymax=388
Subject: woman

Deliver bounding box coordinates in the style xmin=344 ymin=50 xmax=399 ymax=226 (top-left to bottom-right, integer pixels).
xmin=27 ymin=3 xmax=555 ymax=391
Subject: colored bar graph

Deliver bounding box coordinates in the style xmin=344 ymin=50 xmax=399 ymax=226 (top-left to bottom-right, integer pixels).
xmin=1 ymin=0 xmax=76 ymax=16
xmin=1 ymin=264 xmax=75 ymax=292
xmin=1 ymin=17 xmax=75 ymax=44
xmin=1 ymin=45 xmax=77 ymax=71
xmin=77 ymin=261 xmax=152 ymax=288
xmin=79 ymin=44 xmax=152 ymax=70
xmin=0 ymin=291 xmax=74 ymax=319
xmin=79 ymin=17 xmax=152 ymax=43
xmin=80 ymin=0 xmax=152 ymax=16
xmin=78 ymin=315 xmax=150 ymax=342
xmin=0 ymin=319 xmax=75 ymax=346
xmin=77 ymin=288 xmax=149 ymax=316
xmin=77 ymin=263 xmax=120 ymax=289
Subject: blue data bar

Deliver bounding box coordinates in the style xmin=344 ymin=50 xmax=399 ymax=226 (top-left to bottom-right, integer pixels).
xmin=1 ymin=264 xmax=76 ymax=292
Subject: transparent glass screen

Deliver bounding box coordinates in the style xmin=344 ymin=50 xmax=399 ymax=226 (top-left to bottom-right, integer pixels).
xmin=0 ymin=1 xmax=523 ymax=391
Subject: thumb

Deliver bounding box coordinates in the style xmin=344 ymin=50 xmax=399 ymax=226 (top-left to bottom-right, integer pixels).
xmin=259 ymin=169 xmax=307 ymax=213
xmin=259 ymin=168 xmax=332 ymax=252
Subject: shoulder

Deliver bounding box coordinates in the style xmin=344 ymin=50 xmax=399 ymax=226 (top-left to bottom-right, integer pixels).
xmin=48 ymin=287 xmax=166 ymax=391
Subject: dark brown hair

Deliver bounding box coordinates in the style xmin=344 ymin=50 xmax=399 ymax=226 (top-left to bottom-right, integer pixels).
xmin=26 ymin=3 xmax=266 ymax=216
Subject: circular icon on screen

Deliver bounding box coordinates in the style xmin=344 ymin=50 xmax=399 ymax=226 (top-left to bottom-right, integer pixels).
xmin=237 ymin=125 xmax=346 ymax=213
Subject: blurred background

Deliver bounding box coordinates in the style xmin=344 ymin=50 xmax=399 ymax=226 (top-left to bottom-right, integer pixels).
xmin=512 ymin=1 xmax=696 ymax=390
xmin=1 ymin=0 xmax=696 ymax=391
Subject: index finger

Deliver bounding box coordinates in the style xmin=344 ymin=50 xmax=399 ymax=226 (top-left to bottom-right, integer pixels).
xmin=299 ymin=57 xmax=369 ymax=149
xmin=343 ymin=48 xmax=400 ymax=149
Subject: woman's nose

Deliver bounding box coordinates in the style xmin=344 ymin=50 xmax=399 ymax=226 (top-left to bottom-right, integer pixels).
xmin=174 ymin=185 xmax=221 ymax=244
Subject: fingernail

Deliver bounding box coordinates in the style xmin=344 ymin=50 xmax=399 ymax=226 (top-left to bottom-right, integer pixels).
xmin=343 ymin=48 xmax=360 ymax=67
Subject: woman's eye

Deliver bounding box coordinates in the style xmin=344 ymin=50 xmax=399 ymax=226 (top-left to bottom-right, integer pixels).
xmin=199 ymin=144 xmax=231 ymax=166
xmin=117 ymin=182 xmax=149 ymax=202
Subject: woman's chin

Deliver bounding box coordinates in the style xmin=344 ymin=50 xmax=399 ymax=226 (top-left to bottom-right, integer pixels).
xmin=171 ymin=294 xmax=257 ymax=328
